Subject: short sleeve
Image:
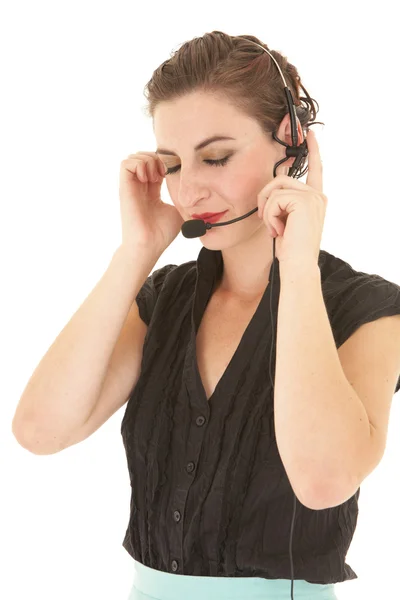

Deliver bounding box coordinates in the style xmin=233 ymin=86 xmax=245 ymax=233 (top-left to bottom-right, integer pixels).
xmin=136 ymin=264 xmax=177 ymax=326
xmin=327 ymin=270 xmax=400 ymax=394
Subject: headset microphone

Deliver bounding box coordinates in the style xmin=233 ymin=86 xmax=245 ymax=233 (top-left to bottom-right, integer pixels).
xmin=181 ymin=207 xmax=258 ymax=239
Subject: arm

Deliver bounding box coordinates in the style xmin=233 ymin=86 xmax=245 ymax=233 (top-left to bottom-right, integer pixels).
xmin=12 ymin=245 xmax=160 ymax=453
xmin=273 ymin=260 xmax=372 ymax=509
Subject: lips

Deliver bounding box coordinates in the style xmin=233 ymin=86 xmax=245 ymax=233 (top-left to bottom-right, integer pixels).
xmin=192 ymin=211 xmax=227 ymax=220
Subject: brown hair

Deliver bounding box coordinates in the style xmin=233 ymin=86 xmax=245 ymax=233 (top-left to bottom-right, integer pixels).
xmin=143 ymin=31 xmax=324 ymax=178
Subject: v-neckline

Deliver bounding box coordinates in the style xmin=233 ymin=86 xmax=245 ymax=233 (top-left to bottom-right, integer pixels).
xmin=185 ymin=249 xmax=280 ymax=408
xmin=195 ymin=291 xmax=267 ymax=403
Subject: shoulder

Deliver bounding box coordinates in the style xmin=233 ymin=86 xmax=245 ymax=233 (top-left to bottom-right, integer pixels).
xmin=157 ymin=258 xmax=197 ymax=288
xmin=144 ymin=258 xmax=198 ymax=306
xmin=318 ymin=248 xmax=400 ymax=295
xmin=318 ymin=248 xmax=400 ymax=346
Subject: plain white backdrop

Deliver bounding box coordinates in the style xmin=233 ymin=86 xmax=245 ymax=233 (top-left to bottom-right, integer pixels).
xmin=2 ymin=1 xmax=399 ymax=599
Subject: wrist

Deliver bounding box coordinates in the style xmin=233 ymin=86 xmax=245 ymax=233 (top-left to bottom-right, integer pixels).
xmin=114 ymin=244 xmax=160 ymax=268
xmin=279 ymin=259 xmax=321 ymax=281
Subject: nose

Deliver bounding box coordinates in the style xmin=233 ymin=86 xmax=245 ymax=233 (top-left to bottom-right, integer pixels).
xmin=177 ymin=171 xmax=211 ymax=212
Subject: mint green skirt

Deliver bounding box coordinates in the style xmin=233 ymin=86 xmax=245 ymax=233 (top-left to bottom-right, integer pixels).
xmin=128 ymin=559 xmax=338 ymax=600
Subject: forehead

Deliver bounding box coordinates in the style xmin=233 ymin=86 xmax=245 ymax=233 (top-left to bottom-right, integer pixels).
xmin=153 ymin=91 xmax=256 ymax=147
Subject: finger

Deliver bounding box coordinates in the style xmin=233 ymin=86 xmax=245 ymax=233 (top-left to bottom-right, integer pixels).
xmin=259 ymin=173 xmax=306 ymax=199
xmin=133 ymin=151 xmax=166 ymax=179
xmin=305 ymin=130 xmax=323 ymax=193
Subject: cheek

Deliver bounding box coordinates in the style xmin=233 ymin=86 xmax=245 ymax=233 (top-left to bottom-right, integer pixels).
xmin=233 ymin=172 xmax=263 ymax=202
xmin=165 ymin=181 xmax=178 ymax=204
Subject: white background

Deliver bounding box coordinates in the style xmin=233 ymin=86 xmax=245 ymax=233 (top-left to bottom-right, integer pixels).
xmin=2 ymin=1 xmax=399 ymax=599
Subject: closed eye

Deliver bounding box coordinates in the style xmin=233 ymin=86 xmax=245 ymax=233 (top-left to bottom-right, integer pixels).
xmin=165 ymin=155 xmax=232 ymax=175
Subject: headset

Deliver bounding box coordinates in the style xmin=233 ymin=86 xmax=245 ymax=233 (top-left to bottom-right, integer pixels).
xmin=181 ymin=41 xmax=318 ymax=600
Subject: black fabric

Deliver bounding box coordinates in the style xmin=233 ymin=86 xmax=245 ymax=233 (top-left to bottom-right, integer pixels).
xmin=120 ymin=247 xmax=400 ymax=584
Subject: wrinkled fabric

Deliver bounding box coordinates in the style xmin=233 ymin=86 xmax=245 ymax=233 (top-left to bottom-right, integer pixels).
xmin=121 ymin=247 xmax=400 ymax=584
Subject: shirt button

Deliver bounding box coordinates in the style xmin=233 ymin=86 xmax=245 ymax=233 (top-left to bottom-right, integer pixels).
xmin=186 ymin=462 xmax=195 ymax=473
xmin=173 ymin=510 xmax=181 ymax=522
xmin=171 ymin=560 xmax=178 ymax=572
xmin=196 ymin=416 xmax=206 ymax=426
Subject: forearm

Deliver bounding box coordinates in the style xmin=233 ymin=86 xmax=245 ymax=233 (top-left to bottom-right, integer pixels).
xmin=274 ymin=260 xmax=372 ymax=504
xmin=12 ymin=246 xmax=159 ymax=453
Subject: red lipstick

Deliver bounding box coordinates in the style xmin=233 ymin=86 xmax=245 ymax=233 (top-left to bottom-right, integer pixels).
xmin=191 ymin=211 xmax=228 ymax=223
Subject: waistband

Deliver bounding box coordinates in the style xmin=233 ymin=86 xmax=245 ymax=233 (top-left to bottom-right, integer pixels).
xmin=131 ymin=559 xmax=338 ymax=600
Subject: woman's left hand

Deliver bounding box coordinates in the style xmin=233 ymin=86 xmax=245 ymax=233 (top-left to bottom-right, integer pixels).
xmin=257 ymin=129 xmax=327 ymax=265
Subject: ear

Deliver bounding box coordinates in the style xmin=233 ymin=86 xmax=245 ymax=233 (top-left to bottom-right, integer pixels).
xmin=276 ymin=113 xmax=305 ymax=172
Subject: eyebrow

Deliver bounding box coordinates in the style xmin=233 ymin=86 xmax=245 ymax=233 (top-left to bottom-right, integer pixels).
xmin=156 ymin=135 xmax=236 ymax=156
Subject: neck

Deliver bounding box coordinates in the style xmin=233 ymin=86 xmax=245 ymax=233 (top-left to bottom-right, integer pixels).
xmin=215 ymin=228 xmax=275 ymax=301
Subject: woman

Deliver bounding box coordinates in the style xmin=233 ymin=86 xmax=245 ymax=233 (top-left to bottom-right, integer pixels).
xmin=13 ymin=30 xmax=400 ymax=600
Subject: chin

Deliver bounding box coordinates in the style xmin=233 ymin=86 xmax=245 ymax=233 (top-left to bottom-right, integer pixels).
xmin=200 ymin=235 xmax=227 ymax=251
xmin=199 ymin=227 xmax=248 ymax=251
xmin=198 ymin=227 xmax=231 ymax=248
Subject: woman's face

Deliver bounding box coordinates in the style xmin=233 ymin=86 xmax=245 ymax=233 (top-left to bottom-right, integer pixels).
xmin=153 ymin=90 xmax=296 ymax=248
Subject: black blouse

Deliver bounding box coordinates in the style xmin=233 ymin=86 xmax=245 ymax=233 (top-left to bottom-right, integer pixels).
xmin=120 ymin=246 xmax=400 ymax=584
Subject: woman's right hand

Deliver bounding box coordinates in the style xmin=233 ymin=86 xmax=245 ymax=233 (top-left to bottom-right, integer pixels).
xmin=118 ymin=151 xmax=184 ymax=255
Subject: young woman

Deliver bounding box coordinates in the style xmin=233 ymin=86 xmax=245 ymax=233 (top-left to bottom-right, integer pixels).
xmin=13 ymin=31 xmax=400 ymax=600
